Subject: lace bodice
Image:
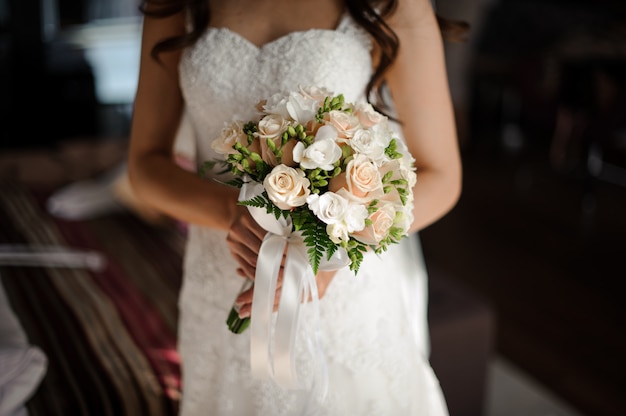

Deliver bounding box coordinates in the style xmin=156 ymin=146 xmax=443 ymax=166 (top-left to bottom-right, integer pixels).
xmin=179 ymin=13 xmax=372 ymax=169
xmin=176 ymin=12 xmax=449 ymax=416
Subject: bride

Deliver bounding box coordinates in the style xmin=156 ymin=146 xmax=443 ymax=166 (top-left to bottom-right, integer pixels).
xmin=128 ymin=0 xmax=463 ymax=414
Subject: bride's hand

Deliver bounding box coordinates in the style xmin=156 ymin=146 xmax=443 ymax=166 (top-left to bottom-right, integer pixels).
xmin=226 ymin=206 xmax=267 ymax=280
xmin=235 ymin=269 xmax=337 ymax=319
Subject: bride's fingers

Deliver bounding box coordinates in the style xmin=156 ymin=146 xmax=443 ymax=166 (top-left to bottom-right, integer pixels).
xmin=232 ymin=253 xmax=256 ymax=280
xmin=228 ymin=211 xmax=266 ymax=250
xmin=240 ymin=287 xmax=282 ymax=315
xmin=246 ymin=216 xmax=267 ymax=242
xmin=235 ymin=267 xmax=285 ymax=317
xmin=272 ymin=287 xmax=282 ymax=312
xmin=227 ymin=238 xmax=258 ymax=265
xmin=236 ymin=285 xmax=254 ymax=307
xmin=237 ymin=303 xmax=251 ymax=319
xmin=235 ymin=268 xmax=283 ymax=303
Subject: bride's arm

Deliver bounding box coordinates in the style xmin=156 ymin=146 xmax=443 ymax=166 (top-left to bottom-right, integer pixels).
xmin=385 ymin=0 xmax=463 ymax=233
xmin=128 ymin=10 xmax=243 ymax=230
xmin=128 ymin=9 xmax=266 ymax=274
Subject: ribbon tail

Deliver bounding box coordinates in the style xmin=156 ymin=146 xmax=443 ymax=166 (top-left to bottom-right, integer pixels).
xmin=273 ymin=242 xmax=310 ymax=388
xmin=249 ymin=234 xmax=286 ymax=381
xmin=304 ymin=269 xmax=329 ymax=404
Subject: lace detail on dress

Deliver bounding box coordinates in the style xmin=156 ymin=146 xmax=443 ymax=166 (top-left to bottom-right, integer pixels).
xmin=176 ymin=11 xmax=449 ymax=416
xmin=179 ymin=13 xmax=373 ymax=171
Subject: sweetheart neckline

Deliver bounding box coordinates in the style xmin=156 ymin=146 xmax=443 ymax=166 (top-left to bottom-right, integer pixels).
xmin=204 ymin=26 xmax=353 ymax=51
xmin=202 ymin=11 xmax=351 ymax=51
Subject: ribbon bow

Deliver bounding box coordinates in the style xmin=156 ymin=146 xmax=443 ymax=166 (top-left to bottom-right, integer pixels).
xmin=239 ymin=181 xmax=335 ymax=397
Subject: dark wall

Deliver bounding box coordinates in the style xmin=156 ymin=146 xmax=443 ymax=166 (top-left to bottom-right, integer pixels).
xmin=1 ymin=0 xmax=139 ymax=149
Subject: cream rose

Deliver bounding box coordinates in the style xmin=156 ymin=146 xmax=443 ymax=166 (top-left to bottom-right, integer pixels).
xmin=299 ymin=85 xmax=333 ymax=106
xmin=354 ymin=102 xmax=386 ymax=128
xmin=324 ymin=110 xmax=360 ymax=140
xmin=211 ymin=121 xmax=247 ymax=156
xmin=353 ymin=202 xmax=396 ymax=245
xmin=256 ymin=114 xmax=290 ymax=139
xmin=264 ymin=165 xmax=310 ymax=210
xmin=329 ymin=154 xmax=383 ymax=201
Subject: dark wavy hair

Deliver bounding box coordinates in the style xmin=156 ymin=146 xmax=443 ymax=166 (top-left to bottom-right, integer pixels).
xmin=139 ymin=0 xmax=468 ymax=116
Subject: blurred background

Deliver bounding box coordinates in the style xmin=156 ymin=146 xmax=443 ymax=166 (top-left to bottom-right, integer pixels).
xmin=1 ymin=0 xmax=625 ymax=415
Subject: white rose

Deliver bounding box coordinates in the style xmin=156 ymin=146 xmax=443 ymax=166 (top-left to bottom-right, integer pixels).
xmin=403 ymin=165 xmax=417 ymax=189
xmin=306 ymin=192 xmax=348 ymax=225
xmin=350 ymin=128 xmax=388 ymax=164
xmin=392 ymin=139 xmax=417 ymax=187
xmin=354 ymin=102 xmax=386 ymax=128
xmin=211 ymin=121 xmax=247 ymax=156
xmin=340 ymin=194 xmax=368 ymax=233
xmin=264 ymin=165 xmax=310 ymax=210
xmin=293 ymin=127 xmax=342 ymax=170
xmin=256 ymin=114 xmax=290 ymax=139
xmin=394 ymin=204 xmax=414 ymax=236
xmin=324 ymin=110 xmax=360 ymax=140
xmin=326 ymin=222 xmax=349 ymax=244
xmin=286 ymin=91 xmax=318 ymax=124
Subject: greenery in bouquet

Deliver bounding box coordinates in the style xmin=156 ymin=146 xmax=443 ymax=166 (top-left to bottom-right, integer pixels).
xmin=204 ymin=86 xmax=417 ymax=276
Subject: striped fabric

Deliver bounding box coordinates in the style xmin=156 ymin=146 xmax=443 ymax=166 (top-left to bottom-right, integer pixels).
xmin=0 ymin=184 xmax=184 ymax=416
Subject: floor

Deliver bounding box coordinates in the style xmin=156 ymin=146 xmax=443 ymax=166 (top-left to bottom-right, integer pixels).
xmin=486 ymin=356 xmax=585 ymax=416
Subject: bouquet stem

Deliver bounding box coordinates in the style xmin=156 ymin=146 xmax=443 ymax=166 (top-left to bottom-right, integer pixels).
xmin=226 ymin=279 xmax=253 ymax=334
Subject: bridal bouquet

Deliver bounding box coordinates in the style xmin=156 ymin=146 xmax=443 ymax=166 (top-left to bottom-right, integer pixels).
xmin=206 ymin=86 xmax=416 ymax=335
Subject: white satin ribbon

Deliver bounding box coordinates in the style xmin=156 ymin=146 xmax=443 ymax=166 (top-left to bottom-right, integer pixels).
xmin=239 ymin=183 xmax=317 ymax=389
xmin=239 ymin=179 xmax=331 ymax=396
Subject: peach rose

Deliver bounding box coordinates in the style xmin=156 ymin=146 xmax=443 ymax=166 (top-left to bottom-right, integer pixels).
xmin=299 ymin=85 xmax=333 ymax=106
xmin=353 ymin=202 xmax=396 ymax=245
xmin=329 ymin=154 xmax=382 ymax=201
xmin=256 ymin=114 xmax=290 ymax=140
xmin=324 ymin=110 xmax=360 ymax=140
xmin=211 ymin=121 xmax=247 ymax=156
xmin=353 ymin=102 xmax=386 ymax=128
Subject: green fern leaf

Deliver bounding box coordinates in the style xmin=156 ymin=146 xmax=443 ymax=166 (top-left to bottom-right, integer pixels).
xmin=239 ymin=194 xmax=270 ymax=209
xmin=325 ymin=241 xmax=338 ymax=261
xmin=301 ymin=219 xmax=330 ymax=274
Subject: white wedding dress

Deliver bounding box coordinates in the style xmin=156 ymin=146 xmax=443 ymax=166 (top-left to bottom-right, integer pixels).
xmin=176 ymin=11 xmax=449 ymax=416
